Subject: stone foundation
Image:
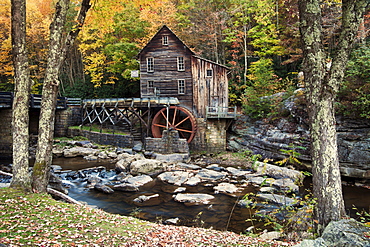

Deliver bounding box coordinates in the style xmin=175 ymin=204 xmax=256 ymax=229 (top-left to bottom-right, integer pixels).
xmin=190 ymin=118 xmax=229 ymax=153
xmin=55 ymin=107 xmax=81 ymax=137
xmin=145 ymin=130 xmax=189 ymax=154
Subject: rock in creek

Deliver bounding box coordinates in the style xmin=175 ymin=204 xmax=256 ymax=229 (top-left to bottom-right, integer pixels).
xmin=214 ymin=183 xmax=242 ymax=196
xmin=158 ymin=171 xmax=193 ymax=186
xmin=113 ymin=175 xmax=153 ymax=192
xmin=130 ymin=159 xmax=166 ymax=175
xmin=173 ymin=193 xmax=215 ymax=206
xmin=94 ymin=183 xmax=114 ymax=194
xmin=195 ymin=169 xmax=226 ymax=181
xmin=257 ymin=193 xmax=296 ymax=207
xmin=63 ymin=147 xmax=98 ymax=158
xmin=133 ymin=194 xmax=161 ymax=206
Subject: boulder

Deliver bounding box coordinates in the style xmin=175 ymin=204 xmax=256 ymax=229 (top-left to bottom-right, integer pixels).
xmin=173 ymin=193 xmax=215 ymax=206
xmin=113 ymin=175 xmax=153 ymax=192
xmin=63 ymin=147 xmax=98 ymax=158
xmin=98 ymin=152 xmax=108 ymax=159
xmin=107 ymin=152 xmax=118 ymax=159
xmin=206 ymin=164 xmax=225 ymax=172
xmin=259 ymin=231 xmax=282 ymax=241
xmin=115 ymin=159 xmax=131 ymax=173
xmin=132 ymin=142 xmax=143 ymax=152
xmin=154 ymin=153 xmax=190 ymax=163
xmin=94 ymin=183 xmax=114 ymax=194
xmin=184 ymin=176 xmax=201 ymax=186
xmin=257 ymin=193 xmax=296 ymax=207
xmin=272 ymin=178 xmax=299 ymax=193
xmin=195 ymin=169 xmax=226 ymax=182
xmin=176 ymin=163 xmax=202 ymax=170
xmin=133 ymin=194 xmax=161 ymax=206
xmin=214 ymin=183 xmax=241 ymax=196
xmin=294 ymin=219 xmax=370 ymax=247
xmin=48 ymin=173 xmax=68 ymax=194
xmin=165 ymin=218 xmax=180 ymax=225
xmin=158 ymin=171 xmax=193 ymax=186
xmin=254 ymin=161 xmax=303 ymax=182
xmin=87 ymin=176 xmax=102 ymax=186
xmin=226 ymin=167 xmax=251 ymax=177
xmin=130 ymin=159 xmax=166 ymax=175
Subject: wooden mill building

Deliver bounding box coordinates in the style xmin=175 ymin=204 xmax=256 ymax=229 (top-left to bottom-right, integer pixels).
xmin=137 ymin=25 xmax=236 ymax=152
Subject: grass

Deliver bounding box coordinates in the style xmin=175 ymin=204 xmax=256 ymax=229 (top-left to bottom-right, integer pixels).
xmin=0 ymin=187 xmax=151 ymax=246
xmin=69 ymin=125 xmax=128 ymax=136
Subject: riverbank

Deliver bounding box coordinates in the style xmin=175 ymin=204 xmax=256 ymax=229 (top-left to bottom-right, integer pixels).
xmin=0 ymin=187 xmax=296 ymax=246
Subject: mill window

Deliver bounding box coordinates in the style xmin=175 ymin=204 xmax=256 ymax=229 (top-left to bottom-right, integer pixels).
xmin=206 ymin=69 xmax=213 ymax=77
xmin=177 ymin=57 xmax=185 ymax=71
xmin=147 ymin=57 xmax=154 ymax=72
xmin=148 ymin=81 xmax=154 ymax=88
xmin=162 ymin=35 xmax=169 ymax=45
xmin=178 ymin=79 xmax=185 ymax=94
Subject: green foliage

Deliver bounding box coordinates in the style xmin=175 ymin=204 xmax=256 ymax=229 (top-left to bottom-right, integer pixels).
xmin=352 ymin=205 xmax=370 ymax=225
xmin=337 ymin=44 xmax=370 ymax=119
xmin=242 ymin=190 xmax=317 ymax=239
xmin=275 ymin=143 xmax=306 ymax=166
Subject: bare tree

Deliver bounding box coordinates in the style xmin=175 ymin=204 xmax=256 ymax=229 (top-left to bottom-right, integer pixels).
xmin=299 ymin=0 xmax=369 ymax=233
xmin=32 ymin=0 xmax=91 ymax=192
xmin=10 ymin=0 xmax=32 ymax=191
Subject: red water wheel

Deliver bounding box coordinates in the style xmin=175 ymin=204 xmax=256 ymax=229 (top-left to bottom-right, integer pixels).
xmin=151 ymin=106 xmax=197 ymax=143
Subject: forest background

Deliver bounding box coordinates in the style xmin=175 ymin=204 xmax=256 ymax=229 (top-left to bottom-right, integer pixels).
xmin=0 ymin=0 xmax=369 ymax=119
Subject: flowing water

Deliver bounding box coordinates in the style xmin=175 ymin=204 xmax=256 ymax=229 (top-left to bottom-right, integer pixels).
xmin=52 ymin=157 xmax=258 ymax=233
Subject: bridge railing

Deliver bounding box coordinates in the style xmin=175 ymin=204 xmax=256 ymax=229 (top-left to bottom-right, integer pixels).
xmin=0 ymin=92 xmax=13 ymax=108
xmin=0 ymin=92 xmax=69 ymax=109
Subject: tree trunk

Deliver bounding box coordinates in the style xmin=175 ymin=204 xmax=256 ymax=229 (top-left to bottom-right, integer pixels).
xmin=299 ymin=0 xmax=368 ymax=234
xmin=10 ymin=0 xmax=32 ymax=191
xmin=32 ymin=0 xmax=91 ymax=193
xmin=32 ymin=0 xmax=70 ymax=193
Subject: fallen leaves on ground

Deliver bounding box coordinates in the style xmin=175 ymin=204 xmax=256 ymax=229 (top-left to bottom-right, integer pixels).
xmin=0 ymin=188 xmax=297 ymax=246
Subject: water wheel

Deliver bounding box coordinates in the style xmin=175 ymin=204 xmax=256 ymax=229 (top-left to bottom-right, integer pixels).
xmin=151 ymin=106 xmax=197 ymax=143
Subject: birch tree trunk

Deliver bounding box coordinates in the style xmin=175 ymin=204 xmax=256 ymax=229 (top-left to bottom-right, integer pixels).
xmin=32 ymin=0 xmax=91 ymax=193
xmin=298 ymin=0 xmax=368 ymax=233
xmin=10 ymin=0 xmax=32 ymax=191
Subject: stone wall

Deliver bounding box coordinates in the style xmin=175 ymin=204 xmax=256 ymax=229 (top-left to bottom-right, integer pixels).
xmin=68 ymin=128 xmax=134 ymax=148
xmin=145 ymin=129 xmax=189 ymax=154
xmin=0 ymin=109 xmax=12 ymax=157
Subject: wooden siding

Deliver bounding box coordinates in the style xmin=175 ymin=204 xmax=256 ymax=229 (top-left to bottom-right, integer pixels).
xmin=191 ymin=56 xmax=229 ymax=118
xmin=139 ymin=27 xmax=193 ymax=109
xmin=138 ymin=26 xmax=229 ymax=118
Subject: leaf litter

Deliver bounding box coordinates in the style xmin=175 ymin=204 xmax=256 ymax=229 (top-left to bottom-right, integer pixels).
xmin=0 ymin=188 xmax=297 ymax=246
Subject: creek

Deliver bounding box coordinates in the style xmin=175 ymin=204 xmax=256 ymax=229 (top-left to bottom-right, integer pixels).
xmin=1 ymin=157 xmax=369 ymax=234
xmin=51 ymin=157 xmax=370 ymax=234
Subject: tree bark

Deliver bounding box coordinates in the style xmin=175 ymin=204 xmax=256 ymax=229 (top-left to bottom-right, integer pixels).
xmin=32 ymin=0 xmax=91 ymax=193
xmin=299 ymin=0 xmax=368 ymax=234
xmin=10 ymin=0 xmax=32 ymax=191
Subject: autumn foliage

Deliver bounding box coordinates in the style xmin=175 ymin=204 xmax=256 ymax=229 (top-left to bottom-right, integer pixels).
xmin=0 ymin=0 xmax=369 ymax=115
